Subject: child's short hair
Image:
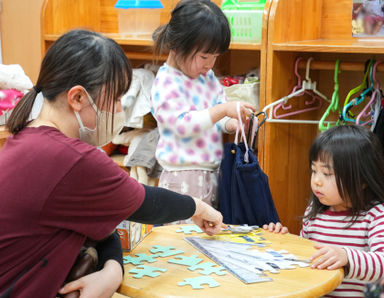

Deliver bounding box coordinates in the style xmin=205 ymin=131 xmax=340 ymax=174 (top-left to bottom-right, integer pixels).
xmin=307 ymin=125 xmax=384 ymax=221
xmin=153 ymin=0 xmax=231 ymax=59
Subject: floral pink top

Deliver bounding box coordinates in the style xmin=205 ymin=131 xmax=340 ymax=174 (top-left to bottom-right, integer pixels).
xmin=150 ymin=63 xmax=229 ymax=171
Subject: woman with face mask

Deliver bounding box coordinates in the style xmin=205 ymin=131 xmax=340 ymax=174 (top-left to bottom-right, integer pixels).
xmin=0 ymin=29 xmax=223 ymax=298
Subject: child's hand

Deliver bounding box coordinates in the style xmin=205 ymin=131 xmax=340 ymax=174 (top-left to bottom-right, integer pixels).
xmin=225 ymin=118 xmax=238 ymax=133
xmin=310 ymin=242 xmax=348 ymax=270
xmin=262 ymin=222 xmax=289 ymax=234
xmin=224 ymin=101 xmax=255 ymax=123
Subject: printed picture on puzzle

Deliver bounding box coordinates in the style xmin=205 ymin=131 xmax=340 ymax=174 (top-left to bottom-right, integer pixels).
xmin=352 ymin=0 xmax=384 ymax=37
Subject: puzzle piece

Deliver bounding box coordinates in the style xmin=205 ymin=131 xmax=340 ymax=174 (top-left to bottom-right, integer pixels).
xmin=176 ymin=225 xmax=203 ymax=234
xmin=129 ymin=265 xmax=167 ymax=278
xmin=178 ymin=276 xmax=220 ymax=289
xmin=123 ymin=253 xmax=158 ymax=265
xmin=168 ymin=255 xmax=203 ymax=267
xmin=188 ymin=262 xmax=227 ymax=276
xmin=150 ymin=245 xmax=184 ymax=257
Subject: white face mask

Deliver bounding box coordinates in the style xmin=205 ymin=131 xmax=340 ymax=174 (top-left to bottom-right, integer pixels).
xmin=74 ymin=90 xmax=124 ymax=147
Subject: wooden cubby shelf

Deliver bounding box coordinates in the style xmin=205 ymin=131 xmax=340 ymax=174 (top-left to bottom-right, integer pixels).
xmin=263 ymin=0 xmax=384 ymax=234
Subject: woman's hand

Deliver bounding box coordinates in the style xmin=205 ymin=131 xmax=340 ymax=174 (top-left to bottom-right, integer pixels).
xmin=310 ymin=243 xmax=348 ymax=270
xmin=58 ymin=260 xmax=123 ymax=298
xmin=262 ymin=222 xmax=289 ymax=234
xmin=191 ymin=198 xmax=225 ymax=236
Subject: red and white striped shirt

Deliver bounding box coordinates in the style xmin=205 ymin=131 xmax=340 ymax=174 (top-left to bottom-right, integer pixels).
xmin=300 ymin=203 xmax=384 ymax=297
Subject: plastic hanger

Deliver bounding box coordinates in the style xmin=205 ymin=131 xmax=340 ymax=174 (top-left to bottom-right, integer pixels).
xmin=247 ymin=111 xmax=267 ymax=150
xmin=356 ymin=60 xmax=383 ymax=126
xmin=263 ymin=57 xmax=332 ymax=124
xmin=275 ymin=56 xmax=305 ymax=110
xmin=246 ymin=113 xmax=258 ymax=148
xmin=318 ymin=59 xmax=342 ymax=131
xmin=273 ymin=57 xmax=323 ymax=119
xmin=342 ymin=58 xmax=374 ymax=107
xmin=342 ymin=59 xmax=375 ymax=123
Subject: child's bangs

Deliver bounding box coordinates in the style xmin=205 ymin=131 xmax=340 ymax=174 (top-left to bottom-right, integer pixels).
xmin=197 ymin=27 xmax=230 ymax=55
xmin=309 ymin=143 xmax=333 ymax=165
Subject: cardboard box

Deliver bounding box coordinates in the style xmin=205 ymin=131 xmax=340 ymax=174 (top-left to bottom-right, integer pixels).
xmin=117 ymin=220 xmax=153 ymax=251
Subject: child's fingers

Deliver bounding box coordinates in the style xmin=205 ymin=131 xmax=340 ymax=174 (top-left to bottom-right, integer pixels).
xmin=266 ymin=222 xmax=276 ymax=232
xmin=310 ymin=243 xmax=327 ymax=262
xmin=58 ymin=279 xmax=83 ymax=294
xmin=242 ymin=102 xmax=256 ymax=112
xmin=313 ymin=242 xmax=325 ymax=250
xmin=312 ymin=255 xmax=339 ymax=270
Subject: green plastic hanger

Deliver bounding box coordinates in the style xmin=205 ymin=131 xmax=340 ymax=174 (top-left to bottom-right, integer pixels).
xmin=342 ymin=59 xmax=375 ymax=123
xmin=341 ymin=59 xmax=374 ymax=121
xmin=318 ymin=59 xmax=341 ymax=131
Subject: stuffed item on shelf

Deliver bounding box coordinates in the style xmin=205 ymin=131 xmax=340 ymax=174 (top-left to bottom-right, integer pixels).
xmin=112 ymin=125 xmax=161 ymax=186
xmin=121 ymin=68 xmax=155 ymax=128
xmin=0 ymin=64 xmax=33 ymax=92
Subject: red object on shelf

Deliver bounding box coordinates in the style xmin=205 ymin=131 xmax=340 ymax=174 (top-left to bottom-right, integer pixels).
xmin=220 ymin=77 xmax=240 ymax=87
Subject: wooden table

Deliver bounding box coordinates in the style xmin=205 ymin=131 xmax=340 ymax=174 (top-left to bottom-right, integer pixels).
xmin=119 ymin=225 xmax=343 ymax=297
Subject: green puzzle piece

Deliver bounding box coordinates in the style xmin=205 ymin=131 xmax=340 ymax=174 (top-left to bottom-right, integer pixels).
xmin=178 ymin=276 xmax=220 ymax=289
xmin=168 ymin=254 xmax=203 ymax=267
xmin=123 ymin=253 xmax=158 ymax=265
xmin=150 ymin=245 xmax=184 ymax=257
xmin=176 ymin=225 xmax=203 ymax=234
xmin=129 ymin=265 xmax=167 ymax=278
xmin=188 ymin=262 xmax=227 ymax=276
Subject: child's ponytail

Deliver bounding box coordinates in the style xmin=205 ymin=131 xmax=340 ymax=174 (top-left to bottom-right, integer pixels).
xmin=153 ymin=24 xmax=169 ymax=59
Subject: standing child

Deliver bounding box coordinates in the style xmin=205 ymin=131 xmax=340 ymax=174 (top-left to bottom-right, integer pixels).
xmin=263 ymin=125 xmax=384 ymax=297
xmin=151 ymin=0 xmax=255 ymax=217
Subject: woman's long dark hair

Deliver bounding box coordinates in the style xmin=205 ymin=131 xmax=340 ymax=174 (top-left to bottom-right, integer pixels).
xmin=7 ymin=29 xmax=132 ymax=134
xmin=153 ymin=0 xmax=231 ymax=60
xmin=306 ymin=125 xmax=384 ymax=223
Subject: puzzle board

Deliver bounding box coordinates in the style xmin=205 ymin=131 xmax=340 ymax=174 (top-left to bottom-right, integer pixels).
xmin=185 ymin=236 xmax=309 ymax=284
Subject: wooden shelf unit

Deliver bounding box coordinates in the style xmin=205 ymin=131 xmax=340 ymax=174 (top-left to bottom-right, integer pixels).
xmin=41 ymin=0 xmax=266 ymax=68
xmin=263 ymin=0 xmax=384 ymax=234
xmin=41 ymin=0 xmax=271 ymax=164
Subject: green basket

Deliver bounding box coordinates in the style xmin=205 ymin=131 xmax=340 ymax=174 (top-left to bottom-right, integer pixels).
xmin=221 ymin=0 xmax=266 ymax=43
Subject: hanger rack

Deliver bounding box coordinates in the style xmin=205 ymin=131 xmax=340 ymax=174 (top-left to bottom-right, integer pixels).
xmin=263 ymin=58 xmax=333 ymax=125
xmin=263 ymin=58 xmax=384 ymax=125
xmin=297 ymin=60 xmax=384 ymax=72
